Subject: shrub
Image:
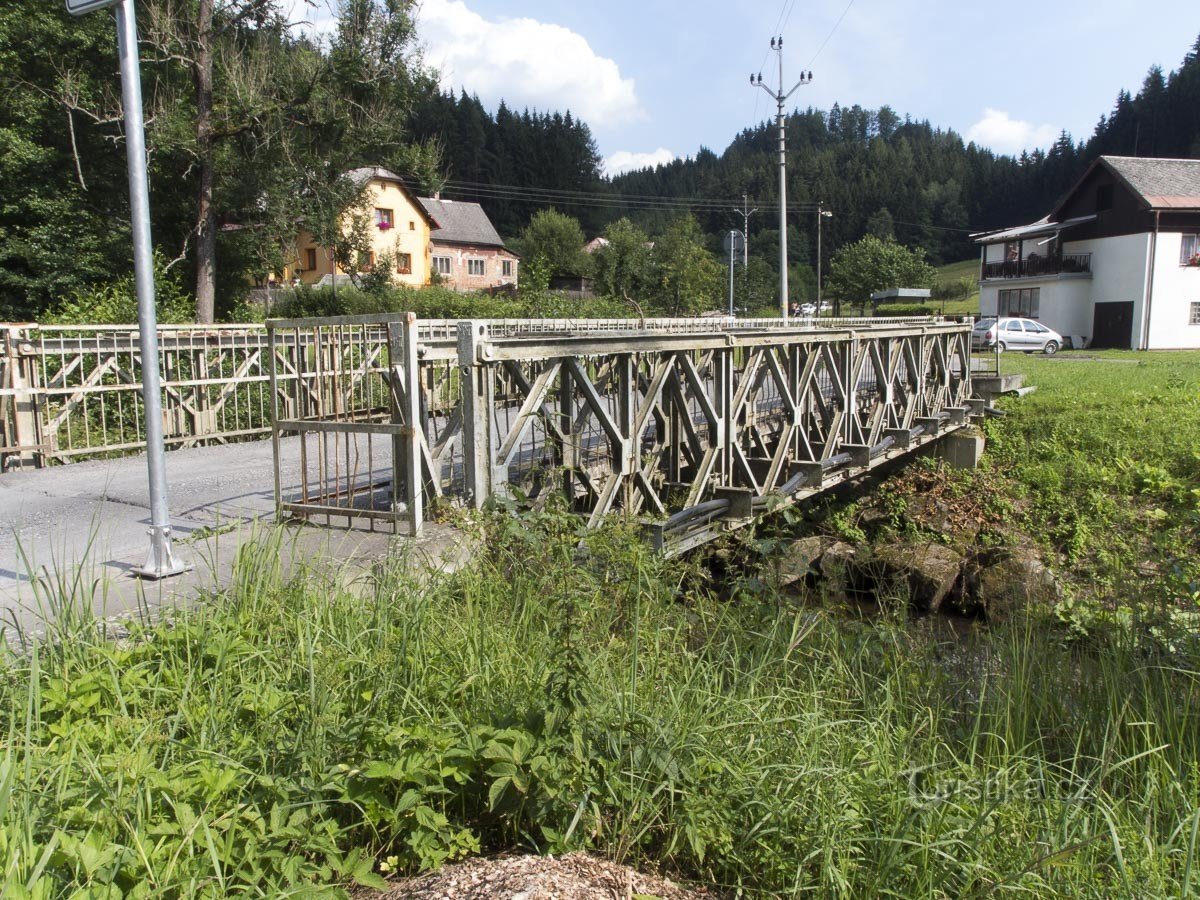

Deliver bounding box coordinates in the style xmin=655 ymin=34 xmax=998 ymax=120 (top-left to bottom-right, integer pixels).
xmin=44 ymin=253 xmax=194 ymax=325
xmin=874 ymin=302 xmax=936 ymax=316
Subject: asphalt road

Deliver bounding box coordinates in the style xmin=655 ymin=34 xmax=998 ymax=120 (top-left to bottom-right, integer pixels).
xmin=0 ymin=436 xmax=475 ymax=643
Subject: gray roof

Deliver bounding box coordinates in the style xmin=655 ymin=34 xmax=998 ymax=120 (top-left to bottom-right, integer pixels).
xmin=418 ymin=198 xmax=506 ymax=249
xmin=345 ymin=166 xmax=404 ymax=186
xmin=343 ymin=167 xmax=438 ymax=227
xmin=1100 ymin=156 xmax=1200 ymax=210
xmin=973 ymin=214 xmax=1097 ymax=244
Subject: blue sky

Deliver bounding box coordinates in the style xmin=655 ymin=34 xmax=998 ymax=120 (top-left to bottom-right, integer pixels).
xmin=292 ymin=0 xmax=1197 ymax=175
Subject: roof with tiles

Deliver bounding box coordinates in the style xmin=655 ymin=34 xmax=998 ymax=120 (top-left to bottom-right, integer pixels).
xmin=418 ymin=197 xmax=508 ymax=249
xmin=1097 ymin=156 xmax=1200 ymax=210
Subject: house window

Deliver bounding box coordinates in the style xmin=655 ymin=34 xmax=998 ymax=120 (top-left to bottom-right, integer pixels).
xmin=396 ymin=252 xmax=412 ymax=275
xmin=358 ymin=251 xmax=375 ymax=271
xmin=433 ymin=256 xmax=452 ymax=276
xmin=1191 ymin=302 xmax=1200 ymax=326
xmin=1096 ymin=184 xmax=1114 ymax=212
xmin=998 ymin=288 xmax=1040 ymax=318
xmin=304 ymin=248 xmax=317 ymax=271
xmin=467 ymin=259 xmax=486 ymax=277
xmin=1182 ymin=234 xmax=1200 ymax=266
xmin=409 ymin=221 xmax=416 ymax=231
xmin=501 ymin=259 xmax=514 ymax=277
xmin=375 ymin=208 xmax=394 ymax=230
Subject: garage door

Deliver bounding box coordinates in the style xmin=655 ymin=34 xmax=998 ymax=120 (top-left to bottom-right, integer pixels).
xmin=1091 ymin=302 xmax=1134 ymax=349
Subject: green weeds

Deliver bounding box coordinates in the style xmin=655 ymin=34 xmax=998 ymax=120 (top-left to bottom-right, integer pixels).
xmin=1 ymin=351 xmax=1199 ymax=897
xmin=2 ymin=503 xmax=1199 ymax=896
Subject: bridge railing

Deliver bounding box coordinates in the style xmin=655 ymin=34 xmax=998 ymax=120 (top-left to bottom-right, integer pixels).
xmin=0 ymin=315 xmax=958 ymax=473
xmin=267 ymin=314 xmax=977 ymax=547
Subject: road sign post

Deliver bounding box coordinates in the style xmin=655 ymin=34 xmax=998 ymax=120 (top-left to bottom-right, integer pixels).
xmin=70 ymin=0 xmax=188 ymax=579
xmin=65 ymin=0 xmax=118 ymax=14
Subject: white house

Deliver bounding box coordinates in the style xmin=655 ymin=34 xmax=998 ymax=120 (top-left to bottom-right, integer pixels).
xmin=974 ymin=156 xmax=1200 ymax=349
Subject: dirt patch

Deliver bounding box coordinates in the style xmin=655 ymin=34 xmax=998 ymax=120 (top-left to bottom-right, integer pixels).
xmin=354 ymin=852 xmax=712 ymax=899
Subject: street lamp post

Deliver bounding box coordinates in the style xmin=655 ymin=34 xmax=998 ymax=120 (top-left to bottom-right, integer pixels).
xmin=817 ymin=203 xmax=833 ymax=314
xmin=67 ymin=0 xmax=188 ymax=578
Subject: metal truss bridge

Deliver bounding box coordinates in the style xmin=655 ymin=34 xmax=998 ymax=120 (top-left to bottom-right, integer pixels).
xmin=265 ymin=315 xmax=979 ymax=553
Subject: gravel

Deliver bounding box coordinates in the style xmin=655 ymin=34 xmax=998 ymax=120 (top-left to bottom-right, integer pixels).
xmin=354 ymin=852 xmax=713 ymax=900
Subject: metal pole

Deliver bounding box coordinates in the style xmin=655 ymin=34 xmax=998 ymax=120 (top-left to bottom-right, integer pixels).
xmin=777 ymin=55 xmax=788 ymax=322
xmin=817 ymin=204 xmax=833 ymax=315
xmin=751 ymin=40 xmax=812 ymax=323
xmin=817 ymin=203 xmax=822 ymax=311
xmin=731 ymin=195 xmax=757 ymax=312
xmin=117 ymin=0 xmax=187 ymax=579
xmin=728 ymin=233 xmax=736 ymax=318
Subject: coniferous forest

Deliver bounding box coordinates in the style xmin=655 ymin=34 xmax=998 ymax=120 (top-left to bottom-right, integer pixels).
xmin=1 ymin=0 xmax=1198 ymax=320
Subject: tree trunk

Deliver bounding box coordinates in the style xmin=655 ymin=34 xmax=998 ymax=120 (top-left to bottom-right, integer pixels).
xmin=194 ymin=0 xmax=216 ymax=323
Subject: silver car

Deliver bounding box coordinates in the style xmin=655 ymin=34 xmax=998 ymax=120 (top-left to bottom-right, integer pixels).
xmin=972 ymin=317 xmax=1063 ymax=355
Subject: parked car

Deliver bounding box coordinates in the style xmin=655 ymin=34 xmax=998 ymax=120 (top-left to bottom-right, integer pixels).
xmin=799 ymin=303 xmax=817 ymax=316
xmin=972 ymin=317 xmax=1063 ymax=354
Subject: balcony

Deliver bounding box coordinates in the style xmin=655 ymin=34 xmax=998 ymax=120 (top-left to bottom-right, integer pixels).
xmin=982 ymin=253 xmax=1092 ymax=281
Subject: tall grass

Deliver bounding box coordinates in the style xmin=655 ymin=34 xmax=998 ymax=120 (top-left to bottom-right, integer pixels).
xmin=2 ymin=503 xmax=1197 ymax=896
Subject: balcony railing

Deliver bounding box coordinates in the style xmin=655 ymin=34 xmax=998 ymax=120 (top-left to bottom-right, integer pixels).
xmin=982 ymin=253 xmax=1091 ymax=280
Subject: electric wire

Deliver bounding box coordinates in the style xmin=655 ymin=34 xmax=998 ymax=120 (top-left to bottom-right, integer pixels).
xmin=440 ymin=179 xmax=821 ymax=212
xmin=437 ymin=179 xmax=980 ymax=233
xmin=808 ymin=0 xmax=857 ymax=67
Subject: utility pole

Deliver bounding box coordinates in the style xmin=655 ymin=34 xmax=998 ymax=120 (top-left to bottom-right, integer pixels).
xmin=732 ymin=194 xmax=758 ymax=309
xmin=817 ymin=202 xmax=833 ymax=313
xmin=752 ymin=37 xmax=812 ymax=321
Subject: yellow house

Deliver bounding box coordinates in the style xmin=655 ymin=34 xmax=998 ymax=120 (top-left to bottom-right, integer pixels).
xmin=287 ymin=167 xmax=439 ymax=287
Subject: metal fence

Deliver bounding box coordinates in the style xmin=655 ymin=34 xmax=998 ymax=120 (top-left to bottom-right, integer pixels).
xmin=0 ymin=316 xmax=964 ymax=474
xmin=268 ymin=314 xmax=978 ymax=549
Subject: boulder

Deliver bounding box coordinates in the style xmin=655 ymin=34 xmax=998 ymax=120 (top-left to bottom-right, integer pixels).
xmin=776 ymin=536 xmax=828 ymax=587
xmin=872 ymin=541 xmax=964 ymax=611
xmin=969 ymin=547 xmax=1059 ymax=624
xmin=819 ymin=541 xmax=858 ymax=575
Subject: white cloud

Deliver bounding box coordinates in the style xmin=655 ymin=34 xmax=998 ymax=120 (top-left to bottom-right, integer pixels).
xmin=603 ymin=147 xmax=676 ymax=176
xmin=418 ymin=0 xmax=643 ymax=128
xmin=966 ymin=108 xmax=1058 ymax=155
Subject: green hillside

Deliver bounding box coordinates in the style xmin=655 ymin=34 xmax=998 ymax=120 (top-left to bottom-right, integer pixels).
xmin=934 ymin=257 xmax=981 ymax=315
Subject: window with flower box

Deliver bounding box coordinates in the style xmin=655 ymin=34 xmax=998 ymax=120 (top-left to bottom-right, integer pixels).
xmin=375 ymin=208 xmax=394 ymax=230
xmin=396 ymin=253 xmax=412 ymax=275
xmin=1182 ymin=234 xmax=1200 ymax=266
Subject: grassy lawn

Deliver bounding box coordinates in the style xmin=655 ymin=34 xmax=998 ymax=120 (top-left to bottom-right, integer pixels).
xmin=985 ymin=350 xmax=1200 ymax=609
xmin=1 ymin=351 xmax=1198 ymax=897
xmin=935 ymin=257 xmax=981 ymax=317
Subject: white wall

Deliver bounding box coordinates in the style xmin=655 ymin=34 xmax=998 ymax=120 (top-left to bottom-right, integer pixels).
xmin=1064 ymin=233 xmax=1151 ymax=348
xmin=1144 ymin=232 xmax=1200 ymax=349
xmin=980 ymin=230 xmax=1200 ymax=350
xmin=979 ymin=278 xmax=1092 ymax=345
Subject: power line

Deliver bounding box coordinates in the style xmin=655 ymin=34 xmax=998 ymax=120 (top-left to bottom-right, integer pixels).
xmin=808 ymin=0 xmax=856 ymax=67
xmin=434 ymin=179 xmax=983 ymax=234
xmin=779 ymin=0 xmax=799 ymax=38
xmin=439 ymin=179 xmax=821 ymax=214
